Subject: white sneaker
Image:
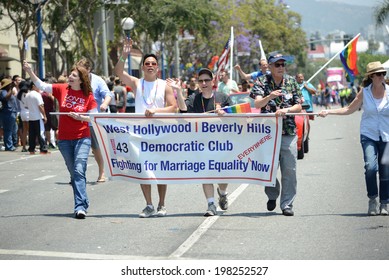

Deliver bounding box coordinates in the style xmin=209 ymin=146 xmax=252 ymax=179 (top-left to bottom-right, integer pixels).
xmin=75 ymin=210 xmax=86 ymax=219
xmin=368 ymin=198 xmax=378 ymax=216
xmin=204 ymin=203 xmax=217 ymax=217
xmin=139 ymin=206 xmax=155 ymax=218
xmin=380 ymin=204 xmax=388 ymax=215
xmin=156 ymin=206 xmax=167 ymax=217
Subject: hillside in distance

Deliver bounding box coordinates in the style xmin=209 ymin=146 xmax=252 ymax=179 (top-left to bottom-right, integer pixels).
xmin=286 ymin=0 xmax=376 ymax=36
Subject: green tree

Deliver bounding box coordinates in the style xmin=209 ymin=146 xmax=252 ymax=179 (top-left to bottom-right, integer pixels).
xmin=205 ymin=0 xmax=307 ymax=77
xmin=249 ymin=0 xmax=307 ymax=68
xmin=114 ymin=0 xmax=219 ymax=77
xmin=0 ymin=0 xmax=48 ymax=78
xmin=1 ymin=0 xmax=309 ymax=79
xmin=356 ymin=53 xmax=389 ymax=82
xmin=375 ymin=0 xmax=389 ymax=26
xmin=44 ymin=0 xmax=100 ymax=77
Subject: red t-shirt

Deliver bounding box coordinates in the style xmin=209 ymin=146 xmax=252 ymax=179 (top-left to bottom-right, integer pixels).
xmin=52 ymin=84 xmax=97 ymax=140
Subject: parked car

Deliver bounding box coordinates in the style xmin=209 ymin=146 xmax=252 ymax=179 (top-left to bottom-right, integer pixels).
xmin=229 ymin=92 xmax=310 ymax=159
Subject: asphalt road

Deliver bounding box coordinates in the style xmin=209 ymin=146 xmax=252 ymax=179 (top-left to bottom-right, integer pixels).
xmin=0 ymin=109 xmax=388 ymax=265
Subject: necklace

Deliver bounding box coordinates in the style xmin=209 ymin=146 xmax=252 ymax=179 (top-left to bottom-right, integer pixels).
xmin=142 ymin=78 xmax=158 ymax=106
xmin=201 ymin=92 xmax=215 ymax=112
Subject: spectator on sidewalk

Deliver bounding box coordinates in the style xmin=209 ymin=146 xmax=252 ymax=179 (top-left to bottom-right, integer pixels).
xmin=24 ymin=80 xmax=49 ymax=155
xmin=16 ymin=81 xmax=30 ymax=152
xmin=0 ymin=79 xmax=18 ymax=151
xmin=42 ymin=77 xmax=58 ymax=149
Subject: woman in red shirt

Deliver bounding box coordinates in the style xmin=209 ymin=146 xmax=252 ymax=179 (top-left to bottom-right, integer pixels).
xmin=23 ymin=61 xmax=97 ymax=219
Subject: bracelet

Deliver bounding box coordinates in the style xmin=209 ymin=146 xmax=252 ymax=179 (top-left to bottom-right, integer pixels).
xmin=119 ymin=56 xmax=126 ymax=63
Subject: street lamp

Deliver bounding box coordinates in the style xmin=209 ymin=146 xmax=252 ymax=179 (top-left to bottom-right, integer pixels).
xmin=29 ymin=0 xmax=45 ymax=79
xmin=121 ymin=17 xmax=134 ymax=75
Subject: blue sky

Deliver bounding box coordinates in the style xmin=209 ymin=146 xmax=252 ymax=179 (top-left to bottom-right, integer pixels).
xmin=318 ymin=0 xmax=379 ymax=7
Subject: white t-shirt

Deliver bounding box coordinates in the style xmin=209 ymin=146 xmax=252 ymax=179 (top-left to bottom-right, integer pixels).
xmin=24 ymin=90 xmax=44 ymax=121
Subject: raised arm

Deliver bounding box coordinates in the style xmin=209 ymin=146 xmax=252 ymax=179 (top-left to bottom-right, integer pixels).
xmin=114 ymin=38 xmax=139 ymax=92
xmin=23 ymin=60 xmax=53 ymax=94
xmin=167 ymin=78 xmax=187 ymax=112
xmin=234 ymin=64 xmax=252 ymax=81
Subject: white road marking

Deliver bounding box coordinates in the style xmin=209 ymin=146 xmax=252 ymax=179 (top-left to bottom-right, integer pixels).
xmin=0 ymin=183 xmax=249 ymax=260
xmin=33 ymin=175 xmax=57 ymax=181
xmin=169 ymin=183 xmax=249 ymax=259
xmin=0 ymin=249 xmax=164 ymax=260
xmin=0 ymin=151 xmax=60 ymax=166
xmin=0 ymin=190 xmax=9 ymax=194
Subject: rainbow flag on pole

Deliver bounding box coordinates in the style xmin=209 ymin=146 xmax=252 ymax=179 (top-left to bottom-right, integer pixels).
xmin=340 ymin=34 xmax=359 ymax=82
xmin=223 ymin=103 xmax=252 ymax=113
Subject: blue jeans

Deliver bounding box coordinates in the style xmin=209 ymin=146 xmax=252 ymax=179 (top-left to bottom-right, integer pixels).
xmin=360 ymin=135 xmax=389 ymax=204
xmin=265 ymin=135 xmax=298 ymax=210
xmin=3 ymin=112 xmax=17 ymax=150
xmin=58 ymin=137 xmax=91 ymax=212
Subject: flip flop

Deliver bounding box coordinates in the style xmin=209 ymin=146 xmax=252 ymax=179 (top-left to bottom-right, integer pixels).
xmin=96 ymin=178 xmax=106 ymax=183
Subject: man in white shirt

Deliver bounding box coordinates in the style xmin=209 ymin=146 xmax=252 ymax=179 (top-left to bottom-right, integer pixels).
xmin=24 ymin=81 xmax=48 ymax=154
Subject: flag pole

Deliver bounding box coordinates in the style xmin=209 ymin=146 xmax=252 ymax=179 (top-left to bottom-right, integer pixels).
xmin=230 ymin=26 xmax=234 ymax=80
xmin=258 ymin=39 xmax=266 ymax=61
xmin=305 ymin=33 xmax=360 ymax=85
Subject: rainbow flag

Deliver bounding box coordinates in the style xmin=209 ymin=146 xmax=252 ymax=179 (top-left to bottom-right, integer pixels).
xmin=340 ymin=35 xmax=359 ymax=82
xmin=223 ymin=103 xmax=252 ymax=113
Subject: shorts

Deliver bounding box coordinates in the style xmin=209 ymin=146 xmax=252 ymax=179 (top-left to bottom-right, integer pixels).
xmin=90 ymin=126 xmax=99 ymax=150
xmin=44 ymin=114 xmax=58 ymax=131
xmin=20 ymin=110 xmax=29 ymax=122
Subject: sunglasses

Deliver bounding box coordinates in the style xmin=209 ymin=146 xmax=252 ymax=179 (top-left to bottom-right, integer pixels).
xmin=198 ymin=79 xmax=212 ymax=83
xmin=274 ymin=63 xmax=285 ymax=68
xmin=144 ymin=62 xmax=157 ymax=66
xmin=374 ymin=72 xmax=386 ymax=77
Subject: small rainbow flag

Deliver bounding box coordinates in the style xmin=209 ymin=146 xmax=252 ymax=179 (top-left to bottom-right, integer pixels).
xmin=223 ymin=103 xmax=252 ymax=113
xmin=340 ymin=34 xmax=359 ymax=82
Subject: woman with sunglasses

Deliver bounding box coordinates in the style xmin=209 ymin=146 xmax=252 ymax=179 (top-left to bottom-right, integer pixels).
xmin=170 ymin=68 xmax=231 ymax=217
xmin=319 ymin=61 xmax=389 ymax=216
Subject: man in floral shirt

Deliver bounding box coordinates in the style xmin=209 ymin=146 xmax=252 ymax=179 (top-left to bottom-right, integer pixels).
xmin=250 ymin=51 xmax=302 ymax=216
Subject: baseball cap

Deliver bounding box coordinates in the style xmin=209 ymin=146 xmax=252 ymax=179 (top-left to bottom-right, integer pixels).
xmin=268 ymin=52 xmax=286 ymax=64
xmin=198 ymin=68 xmax=214 ymax=79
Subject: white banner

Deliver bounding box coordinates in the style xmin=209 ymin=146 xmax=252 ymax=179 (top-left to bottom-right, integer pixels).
xmin=91 ymin=113 xmax=282 ymax=186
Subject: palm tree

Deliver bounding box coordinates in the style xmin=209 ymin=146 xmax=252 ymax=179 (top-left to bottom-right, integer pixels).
xmin=375 ymin=0 xmax=389 ymax=25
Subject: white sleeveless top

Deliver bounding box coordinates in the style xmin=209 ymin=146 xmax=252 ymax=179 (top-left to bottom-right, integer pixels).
xmin=360 ymin=84 xmax=389 ymax=142
xmin=135 ymin=78 xmax=166 ymax=113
